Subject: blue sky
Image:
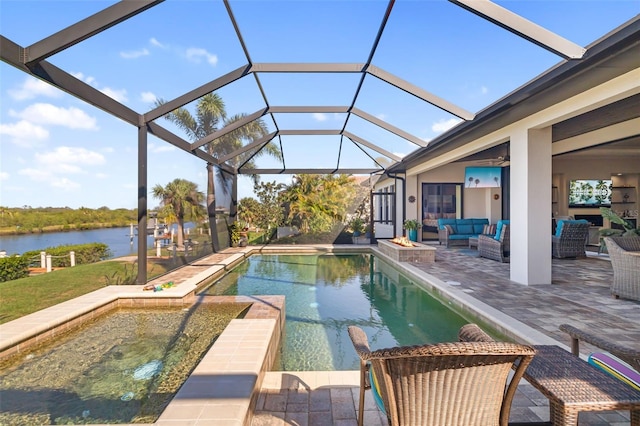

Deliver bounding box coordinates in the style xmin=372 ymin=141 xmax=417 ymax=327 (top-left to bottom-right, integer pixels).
xmin=1 ymin=0 xmax=638 ymax=209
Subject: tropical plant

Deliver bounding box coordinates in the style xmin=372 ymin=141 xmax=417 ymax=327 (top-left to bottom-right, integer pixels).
xmin=155 ymin=93 xmax=281 ymax=251
xmin=282 ymin=174 xmax=364 ymax=234
xmin=403 ymin=219 xmax=421 ymax=230
xmin=152 ymin=179 xmax=205 ymax=248
xmin=599 ymin=207 xmax=640 ymax=237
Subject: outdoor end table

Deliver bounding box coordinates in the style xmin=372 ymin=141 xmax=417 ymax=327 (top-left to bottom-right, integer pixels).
xmin=525 ymin=345 xmax=640 ymax=425
xmin=468 ymin=236 xmax=479 ymax=249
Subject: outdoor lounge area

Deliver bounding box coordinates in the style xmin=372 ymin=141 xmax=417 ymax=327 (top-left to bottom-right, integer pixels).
xmin=2 ymin=244 xmax=639 ymax=425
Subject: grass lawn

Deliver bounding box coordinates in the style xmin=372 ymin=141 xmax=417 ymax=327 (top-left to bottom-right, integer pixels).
xmin=0 ymin=260 xmax=168 ymax=325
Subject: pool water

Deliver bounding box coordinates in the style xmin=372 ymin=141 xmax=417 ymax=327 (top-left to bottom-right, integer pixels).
xmin=0 ymin=303 xmax=249 ymax=425
xmin=201 ymin=254 xmax=474 ymax=371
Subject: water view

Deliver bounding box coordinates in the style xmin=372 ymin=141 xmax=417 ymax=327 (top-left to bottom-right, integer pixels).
xmin=201 ymin=253 xmax=479 ymax=371
xmin=0 ymin=224 xmax=195 ymax=259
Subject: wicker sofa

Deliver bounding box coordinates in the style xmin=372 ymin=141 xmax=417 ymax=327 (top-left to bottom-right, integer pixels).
xmin=437 ymin=218 xmax=490 ymax=247
xmin=551 ymin=219 xmax=590 ymax=258
xmin=603 ymin=236 xmax=640 ymax=301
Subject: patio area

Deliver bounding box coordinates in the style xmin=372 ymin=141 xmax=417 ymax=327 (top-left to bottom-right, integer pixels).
xmin=251 ymin=243 xmax=640 ymax=426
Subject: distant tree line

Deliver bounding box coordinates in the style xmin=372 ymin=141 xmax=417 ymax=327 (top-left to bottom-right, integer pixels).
xmin=0 ymin=206 xmax=137 ymax=235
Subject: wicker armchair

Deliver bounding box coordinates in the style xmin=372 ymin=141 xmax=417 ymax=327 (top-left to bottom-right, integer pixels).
xmin=347 ymin=325 xmax=535 ymax=426
xmin=603 ymin=236 xmax=640 ymax=301
xmin=560 ymin=323 xmax=640 ymax=373
xmin=552 ymin=220 xmax=590 ymax=258
xmin=478 ymin=224 xmax=510 ymax=262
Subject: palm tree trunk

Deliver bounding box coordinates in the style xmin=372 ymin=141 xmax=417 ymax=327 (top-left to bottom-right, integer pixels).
xmin=207 ymin=163 xmax=220 ymax=252
xmin=177 ymin=218 xmax=185 ymax=248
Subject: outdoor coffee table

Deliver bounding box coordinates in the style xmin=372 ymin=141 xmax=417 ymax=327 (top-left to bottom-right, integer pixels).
xmin=468 ymin=236 xmax=478 ymax=249
xmin=524 ymin=345 xmax=640 ymax=425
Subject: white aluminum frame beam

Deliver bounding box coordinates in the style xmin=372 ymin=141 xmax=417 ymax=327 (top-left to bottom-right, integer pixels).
xmin=239 ymin=168 xmax=381 ymax=175
xmin=24 ymin=0 xmax=164 ymax=64
xmin=450 ymin=0 xmax=586 ymax=60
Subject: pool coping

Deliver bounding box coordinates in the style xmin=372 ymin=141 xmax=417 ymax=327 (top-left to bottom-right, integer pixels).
xmin=0 ymin=244 xmax=564 ymax=425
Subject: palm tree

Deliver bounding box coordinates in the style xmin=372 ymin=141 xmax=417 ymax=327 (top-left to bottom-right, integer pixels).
xmin=152 ymin=178 xmax=205 ymax=248
xmin=156 ymin=93 xmax=281 ymax=250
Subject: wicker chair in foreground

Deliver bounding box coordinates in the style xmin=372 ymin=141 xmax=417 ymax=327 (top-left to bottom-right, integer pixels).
xmin=560 ymin=323 xmax=640 ymax=373
xmin=604 ymin=236 xmax=640 ymax=301
xmin=347 ymin=325 xmax=535 ymax=426
xmin=479 ymin=224 xmax=510 ymax=262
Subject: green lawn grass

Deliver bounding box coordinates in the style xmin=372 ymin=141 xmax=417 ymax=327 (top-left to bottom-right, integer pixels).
xmin=0 ymin=260 xmax=168 ymax=325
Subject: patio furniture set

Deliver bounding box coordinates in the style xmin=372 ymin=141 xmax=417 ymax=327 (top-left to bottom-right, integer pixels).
xmin=349 ymin=322 xmax=640 ymax=426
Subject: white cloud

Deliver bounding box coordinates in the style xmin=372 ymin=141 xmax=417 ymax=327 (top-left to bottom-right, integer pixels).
xmin=0 ymin=172 xmax=9 ymax=180
xmin=432 ymin=118 xmax=461 ymax=134
xmin=0 ymin=120 xmax=49 ymax=146
xmin=141 ymin=91 xmax=157 ymax=103
xmin=96 ymin=173 xmax=109 ymax=179
xmin=10 ymin=103 xmax=98 ymax=130
xmin=18 ymin=147 xmax=105 ymax=190
xmin=150 ymin=37 xmax=165 ymax=48
xmin=71 ymin=72 xmax=128 ymax=102
xmin=312 ymin=113 xmax=327 ymax=122
xmin=36 ymin=146 xmax=105 ymax=168
xmin=101 ymin=147 xmax=115 ymax=153
xmin=120 ymin=48 xmax=150 ymax=59
xmin=149 ymin=142 xmax=176 ymax=153
xmin=480 ymin=86 xmax=489 ymax=95
xmin=185 ymin=47 xmax=218 ymax=66
xmin=50 ymin=177 xmax=81 ymax=190
xmin=100 ymin=87 xmax=128 ymax=103
xmin=19 ymin=168 xmax=51 ymax=181
xmin=8 ymin=77 xmax=61 ymax=101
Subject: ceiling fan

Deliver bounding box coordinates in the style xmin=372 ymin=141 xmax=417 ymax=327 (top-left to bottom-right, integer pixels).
xmin=478 ymin=154 xmax=510 ymax=165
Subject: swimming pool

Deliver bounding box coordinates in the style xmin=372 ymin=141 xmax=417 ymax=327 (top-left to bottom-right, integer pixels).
xmin=201 ymin=253 xmax=484 ymax=371
xmin=0 ymin=302 xmax=249 ymax=425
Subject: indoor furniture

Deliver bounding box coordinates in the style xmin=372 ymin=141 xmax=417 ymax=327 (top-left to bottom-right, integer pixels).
xmin=347 ymin=325 xmax=534 ymax=426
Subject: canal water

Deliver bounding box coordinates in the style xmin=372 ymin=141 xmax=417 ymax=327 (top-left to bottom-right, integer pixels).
xmin=0 ymin=224 xmax=195 ymax=259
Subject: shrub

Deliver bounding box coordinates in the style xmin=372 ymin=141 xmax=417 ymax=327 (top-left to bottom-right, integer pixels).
xmin=22 ymin=243 xmax=112 ymax=267
xmin=0 ymin=256 xmax=30 ymax=282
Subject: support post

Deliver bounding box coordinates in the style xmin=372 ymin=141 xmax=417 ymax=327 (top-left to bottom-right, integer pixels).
xmin=70 ymin=251 xmax=75 ymax=267
xmin=136 ymin=124 xmax=148 ymax=284
xmin=40 ymin=251 xmax=46 ymax=268
xmin=46 ymin=255 xmax=52 ymax=273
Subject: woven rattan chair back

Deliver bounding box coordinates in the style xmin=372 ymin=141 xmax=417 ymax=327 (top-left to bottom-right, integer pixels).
xmin=348 ymin=325 xmax=535 ymax=426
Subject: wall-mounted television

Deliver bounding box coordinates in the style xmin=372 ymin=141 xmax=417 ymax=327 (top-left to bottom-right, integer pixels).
xmin=568 ymin=179 xmax=612 ymax=208
xmin=464 ymin=167 xmax=501 ymax=188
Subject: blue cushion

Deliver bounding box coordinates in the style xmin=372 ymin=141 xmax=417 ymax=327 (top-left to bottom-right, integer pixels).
xmin=472 ymin=224 xmax=485 ymax=234
xmin=449 ymin=235 xmax=470 ymax=240
xmin=555 ymin=219 xmax=589 ymax=237
xmin=457 ymin=224 xmax=474 ymax=234
xmin=369 ymin=367 xmax=386 ymax=415
xmin=438 ymin=218 xmax=458 ymax=230
xmin=495 ymin=220 xmax=509 ymax=241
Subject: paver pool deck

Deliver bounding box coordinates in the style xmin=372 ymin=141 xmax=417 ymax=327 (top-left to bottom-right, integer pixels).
xmin=1 ymin=243 xmax=638 ymax=425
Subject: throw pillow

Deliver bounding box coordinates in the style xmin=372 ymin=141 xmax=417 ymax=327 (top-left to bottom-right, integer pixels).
xmin=444 ymin=224 xmax=455 ymax=235
xmin=483 ymin=224 xmax=497 ymax=235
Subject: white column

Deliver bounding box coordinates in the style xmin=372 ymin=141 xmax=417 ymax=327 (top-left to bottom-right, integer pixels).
xmin=157 ymin=240 xmax=162 ymax=257
xmin=510 ymin=127 xmax=553 ymax=285
xmin=40 ymin=251 xmax=46 ymax=268
xmin=46 ymin=255 xmax=52 ymax=273
xmin=70 ymin=251 xmax=75 ymax=267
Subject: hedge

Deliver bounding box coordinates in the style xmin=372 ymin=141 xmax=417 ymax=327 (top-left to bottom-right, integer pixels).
xmin=0 ymin=256 xmax=30 ymax=282
xmin=21 ymin=243 xmax=112 ymax=268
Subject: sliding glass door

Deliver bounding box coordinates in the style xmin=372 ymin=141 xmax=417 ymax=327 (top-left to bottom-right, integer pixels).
xmin=421 ymin=183 xmax=463 ymax=240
